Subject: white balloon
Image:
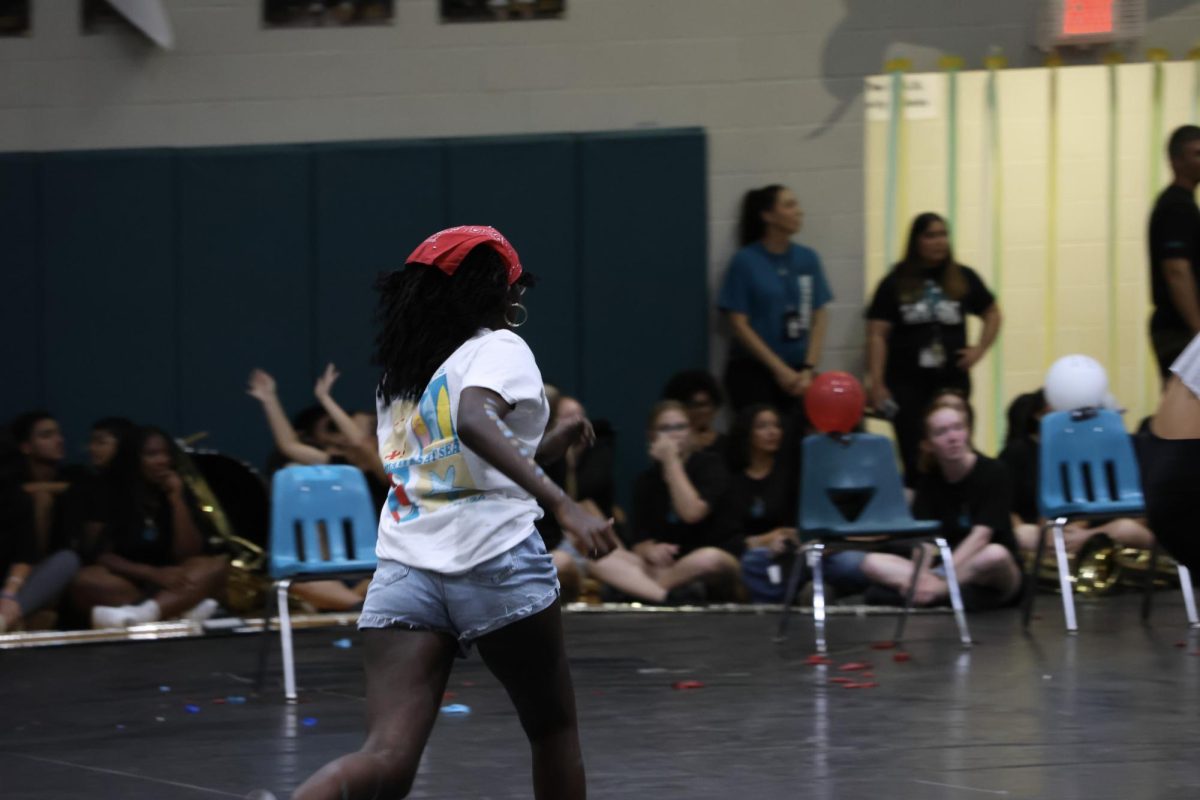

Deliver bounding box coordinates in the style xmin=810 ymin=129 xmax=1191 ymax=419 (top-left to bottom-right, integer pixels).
xmin=1044 ymin=355 xmax=1109 ymax=412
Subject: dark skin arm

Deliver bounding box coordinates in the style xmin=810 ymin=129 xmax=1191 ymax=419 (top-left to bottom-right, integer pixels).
xmin=535 ymin=416 xmax=596 ymax=465
xmin=457 ymin=387 xmax=619 ymax=558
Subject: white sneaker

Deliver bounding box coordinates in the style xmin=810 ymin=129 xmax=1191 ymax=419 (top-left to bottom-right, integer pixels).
xmin=91 ymin=605 xmax=139 ymax=629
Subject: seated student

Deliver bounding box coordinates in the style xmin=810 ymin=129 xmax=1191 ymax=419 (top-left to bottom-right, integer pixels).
xmin=584 ymin=401 xmax=740 ymax=604
xmin=716 ymin=404 xmax=866 ymax=602
xmin=859 ymin=401 xmax=1023 ymax=610
xmin=248 ymin=366 xmax=386 ymax=491
xmin=247 ymin=366 xmax=383 ymax=612
xmin=999 ymin=389 xmax=1154 ymax=555
xmin=72 ymin=426 xmax=230 ymax=629
xmin=0 ymin=412 xmax=83 ymax=631
xmin=534 ymin=394 xmax=618 ymax=602
xmin=87 ymin=417 xmax=135 ymax=473
xmin=662 ymin=369 xmax=728 ymax=456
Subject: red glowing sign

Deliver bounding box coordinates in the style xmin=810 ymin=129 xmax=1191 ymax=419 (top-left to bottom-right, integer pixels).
xmin=1062 ymin=0 xmax=1115 ymax=35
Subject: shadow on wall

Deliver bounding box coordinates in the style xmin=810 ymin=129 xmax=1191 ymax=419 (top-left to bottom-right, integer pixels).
xmin=813 ymin=0 xmax=1200 ymax=137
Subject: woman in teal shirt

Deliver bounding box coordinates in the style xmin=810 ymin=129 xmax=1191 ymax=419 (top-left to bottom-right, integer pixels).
xmin=718 ymin=185 xmax=833 ymax=412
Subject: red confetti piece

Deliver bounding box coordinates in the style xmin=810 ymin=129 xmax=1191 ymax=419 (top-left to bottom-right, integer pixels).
xmin=671 ymin=680 xmax=705 ymax=690
xmin=211 ymin=698 xmax=226 ymax=705
xmin=829 ymin=677 xmax=854 ymax=684
xmin=461 ymin=680 xmax=477 ymax=687
xmin=861 ymin=672 xmax=876 ymax=679
xmin=870 ymin=641 xmax=897 ymax=650
xmin=893 ymin=652 xmax=912 ymax=662
xmin=442 ymin=691 xmax=456 ymax=701
xmin=838 ymin=662 xmax=870 ymax=671
xmin=1174 ymin=641 xmax=1187 ymax=648
xmin=844 ymin=682 xmax=878 ymax=689
xmin=805 ymin=654 xmax=833 ymax=666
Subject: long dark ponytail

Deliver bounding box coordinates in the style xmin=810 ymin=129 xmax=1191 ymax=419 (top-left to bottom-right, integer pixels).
xmin=737 ymin=184 xmax=784 ymax=246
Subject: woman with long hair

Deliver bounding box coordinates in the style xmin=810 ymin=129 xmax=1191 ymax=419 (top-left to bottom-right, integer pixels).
xmin=718 ymin=185 xmax=833 ymax=412
xmin=71 ymin=426 xmax=229 ymax=628
xmin=292 ymin=226 xmax=618 ymax=800
xmin=866 ymin=212 xmax=1002 ymax=484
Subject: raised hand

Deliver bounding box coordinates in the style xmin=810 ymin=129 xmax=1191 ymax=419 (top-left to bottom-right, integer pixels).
xmin=314 ymin=363 xmax=340 ymax=401
xmin=246 ymin=369 xmax=277 ymax=402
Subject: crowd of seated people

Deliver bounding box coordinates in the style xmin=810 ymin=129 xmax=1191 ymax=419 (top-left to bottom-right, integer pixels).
xmin=1 ymin=188 xmax=1187 ymax=629
xmin=0 ymin=412 xmax=228 ymax=632
xmin=0 ymin=369 xmax=1182 ymax=632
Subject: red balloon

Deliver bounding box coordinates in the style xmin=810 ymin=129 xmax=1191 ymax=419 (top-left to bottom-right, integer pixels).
xmin=805 ymin=371 xmax=865 ymax=434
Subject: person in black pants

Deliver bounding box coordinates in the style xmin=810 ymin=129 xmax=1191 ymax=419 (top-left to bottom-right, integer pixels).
xmin=866 ymin=212 xmax=1002 ymax=484
xmin=1140 ymin=333 xmax=1200 ymax=571
xmin=1148 ymin=125 xmax=1200 ymax=378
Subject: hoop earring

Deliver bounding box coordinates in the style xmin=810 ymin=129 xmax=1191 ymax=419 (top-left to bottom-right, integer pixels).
xmin=505 ymin=302 xmax=529 ymax=328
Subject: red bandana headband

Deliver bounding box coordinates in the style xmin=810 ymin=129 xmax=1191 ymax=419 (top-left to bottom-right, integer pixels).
xmin=405 ymin=225 xmax=523 ymax=285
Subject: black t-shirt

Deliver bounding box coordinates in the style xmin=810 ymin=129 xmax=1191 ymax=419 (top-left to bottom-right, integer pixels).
xmin=712 ymin=463 xmax=797 ymax=557
xmin=92 ymin=484 xmax=208 ymax=567
xmin=0 ymin=464 xmax=87 ymax=574
xmin=1149 ymin=184 xmax=1200 ymax=332
xmin=997 ymin=437 xmax=1039 ymax=525
xmin=912 ymin=455 xmax=1018 ymax=557
xmin=866 ymin=263 xmax=995 ymax=384
xmin=630 ymin=451 xmax=730 ymax=554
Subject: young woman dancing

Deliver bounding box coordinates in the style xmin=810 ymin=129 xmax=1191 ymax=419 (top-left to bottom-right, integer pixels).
xmin=292 ymin=226 xmax=619 ymax=800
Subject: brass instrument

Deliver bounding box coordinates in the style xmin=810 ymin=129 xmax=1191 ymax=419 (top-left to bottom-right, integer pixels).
xmin=1030 ymin=533 xmax=1178 ymax=595
xmin=175 ymin=442 xmax=271 ymax=614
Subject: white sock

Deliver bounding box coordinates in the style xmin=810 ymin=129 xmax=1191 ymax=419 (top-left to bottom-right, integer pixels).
xmin=182 ymin=598 xmax=219 ymax=622
xmin=91 ymin=605 xmax=138 ymax=629
xmin=129 ymin=599 xmax=162 ymax=623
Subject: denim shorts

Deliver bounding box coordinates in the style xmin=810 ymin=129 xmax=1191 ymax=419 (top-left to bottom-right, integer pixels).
xmin=357 ymin=531 xmax=559 ymax=655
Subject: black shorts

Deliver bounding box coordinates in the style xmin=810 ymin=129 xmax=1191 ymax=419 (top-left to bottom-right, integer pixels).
xmin=1138 ymin=431 xmax=1200 ymax=571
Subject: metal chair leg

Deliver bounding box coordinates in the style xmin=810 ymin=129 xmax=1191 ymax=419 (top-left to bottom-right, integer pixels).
xmin=1023 ymin=520 xmax=1050 ymax=628
xmin=775 ymin=543 xmax=810 ymax=641
xmin=810 ymin=543 xmax=827 ymax=654
xmin=936 ymin=537 xmax=971 ymax=647
xmin=254 ymin=581 xmax=278 ymax=692
xmin=1142 ymin=541 xmax=1160 ymax=622
xmin=1177 ymin=565 xmax=1199 ymax=628
xmin=893 ymin=544 xmax=927 ymax=644
xmin=1051 ymin=518 xmax=1077 ymax=632
xmin=277 ymin=579 xmax=297 ymax=702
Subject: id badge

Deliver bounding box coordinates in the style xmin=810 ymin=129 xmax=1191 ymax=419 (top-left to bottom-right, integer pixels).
xmin=783 ymin=311 xmax=805 ymax=341
xmin=919 ymin=339 xmax=946 ymax=368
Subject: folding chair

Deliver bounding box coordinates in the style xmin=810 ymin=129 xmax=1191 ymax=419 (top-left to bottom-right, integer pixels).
xmin=1023 ymin=409 xmax=1197 ymax=632
xmin=777 ymin=433 xmax=972 ymax=652
xmin=256 ymin=465 xmax=379 ymax=700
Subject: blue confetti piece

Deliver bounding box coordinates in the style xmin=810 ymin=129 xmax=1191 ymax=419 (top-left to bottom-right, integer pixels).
xmin=226 ymin=696 xmax=247 ymax=704
xmin=332 ymin=638 xmax=353 ymax=649
xmin=302 ymin=717 xmax=318 ymax=727
xmin=440 ymin=704 xmax=471 ymax=716
xmin=184 ymin=704 xmax=201 ymax=714
xmin=158 ymin=685 xmax=171 ymax=693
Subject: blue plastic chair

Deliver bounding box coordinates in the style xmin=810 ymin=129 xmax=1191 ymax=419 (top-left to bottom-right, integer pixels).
xmin=1023 ymin=409 xmax=1197 ymax=632
xmin=256 ymin=465 xmax=379 ymax=700
xmin=777 ymin=433 xmax=972 ymax=652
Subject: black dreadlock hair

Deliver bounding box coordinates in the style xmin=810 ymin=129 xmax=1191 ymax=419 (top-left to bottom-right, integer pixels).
xmin=374 ymin=244 xmax=535 ymax=404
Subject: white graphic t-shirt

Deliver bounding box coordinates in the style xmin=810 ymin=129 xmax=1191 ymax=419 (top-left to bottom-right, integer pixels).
xmin=375 ymin=329 xmax=550 ymax=574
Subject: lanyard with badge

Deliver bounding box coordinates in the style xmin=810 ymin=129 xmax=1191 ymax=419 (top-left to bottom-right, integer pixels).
xmin=779 ymin=264 xmax=812 ymax=342
xmin=918 ymin=279 xmax=947 ymax=368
